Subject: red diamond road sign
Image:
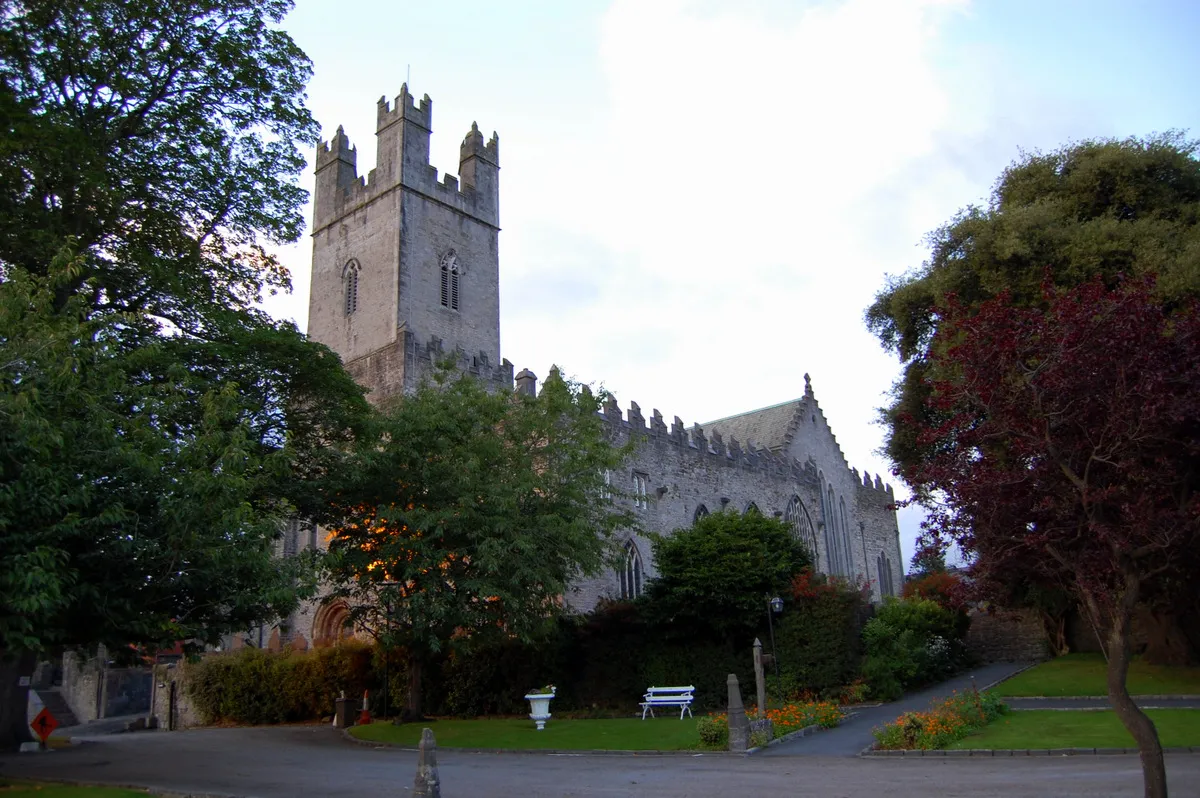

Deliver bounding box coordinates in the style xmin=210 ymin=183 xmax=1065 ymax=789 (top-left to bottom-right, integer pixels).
xmin=31 ymin=707 xmax=58 ymax=742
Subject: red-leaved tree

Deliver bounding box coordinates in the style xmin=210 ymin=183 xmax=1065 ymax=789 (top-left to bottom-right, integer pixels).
xmin=903 ymin=277 xmax=1200 ymax=798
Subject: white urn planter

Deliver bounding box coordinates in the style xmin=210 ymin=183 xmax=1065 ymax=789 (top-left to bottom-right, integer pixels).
xmin=524 ymin=688 xmax=556 ymax=730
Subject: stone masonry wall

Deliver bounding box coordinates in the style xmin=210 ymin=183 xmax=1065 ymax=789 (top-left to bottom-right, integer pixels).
xmin=966 ymin=608 xmax=1050 ymax=663
xmin=567 ymin=386 xmax=903 ymax=611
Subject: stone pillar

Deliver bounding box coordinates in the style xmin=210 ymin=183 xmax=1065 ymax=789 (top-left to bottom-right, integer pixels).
xmin=333 ymin=694 xmax=353 ymax=728
xmin=726 ymin=673 xmax=750 ymax=753
xmin=753 ymin=639 xmax=766 ymax=718
xmin=413 ymin=727 xmax=441 ymax=797
xmin=515 ymin=368 xmax=537 ymax=397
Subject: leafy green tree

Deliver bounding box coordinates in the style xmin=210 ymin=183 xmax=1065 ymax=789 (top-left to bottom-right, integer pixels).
xmin=866 ymin=133 xmax=1200 ymax=475
xmin=322 ymin=369 xmax=636 ymax=720
xmin=0 ymin=1 xmax=368 ymax=748
xmin=642 ymin=511 xmax=812 ymax=645
xmin=908 ymin=545 xmax=946 ymax=578
xmin=0 ymin=0 xmax=317 ymax=332
xmin=0 ymin=251 xmax=367 ymax=747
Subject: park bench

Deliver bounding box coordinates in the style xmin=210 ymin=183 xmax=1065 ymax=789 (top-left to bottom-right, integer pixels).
xmin=640 ymin=685 xmax=695 ymax=720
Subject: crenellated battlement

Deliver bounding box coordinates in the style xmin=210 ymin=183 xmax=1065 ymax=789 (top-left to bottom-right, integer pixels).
xmin=313 ymin=86 xmax=500 ymax=233
xmin=377 ymin=84 xmax=432 ymax=133
xmin=407 ymin=333 xmax=513 ymax=393
xmin=514 ymin=368 xmax=892 ymax=498
xmin=852 ymin=466 xmax=895 ymax=499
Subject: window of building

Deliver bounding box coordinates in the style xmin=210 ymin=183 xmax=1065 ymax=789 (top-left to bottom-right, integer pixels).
xmin=632 ymin=472 xmax=649 ymax=509
xmin=877 ymin=551 xmax=895 ymax=597
xmin=440 ymin=250 xmax=460 ymax=311
xmin=601 ymin=469 xmax=612 ymax=500
xmin=343 ymin=259 xmax=360 ymax=316
xmin=693 ymin=504 xmax=709 ymax=523
xmin=839 ymin=497 xmax=851 ymax=576
xmin=744 ymin=502 xmax=760 ymax=515
xmin=620 ymin=540 xmax=643 ymax=599
xmin=784 ymin=496 xmax=817 ymax=559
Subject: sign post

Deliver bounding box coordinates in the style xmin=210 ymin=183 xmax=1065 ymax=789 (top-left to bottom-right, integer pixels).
xmin=31 ymin=707 xmax=59 ymax=749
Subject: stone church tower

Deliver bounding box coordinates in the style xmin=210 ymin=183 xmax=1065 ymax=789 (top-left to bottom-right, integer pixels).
xmin=308 ymin=85 xmax=511 ymax=402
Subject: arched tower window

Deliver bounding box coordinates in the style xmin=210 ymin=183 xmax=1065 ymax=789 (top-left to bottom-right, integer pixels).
xmin=619 ymin=539 xmax=643 ymax=600
xmin=343 ymin=259 xmax=360 ymax=316
xmin=744 ymin=502 xmax=760 ymax=515
xmin=784 ymin=496 xmax=817 ymax=559
xmin=693 ymin=504 xmax=709 ymax=523
xmin=877 ymin=551 xmax=895 ymax=598
xmin=440 ymin=250 xmax=460 ymax=311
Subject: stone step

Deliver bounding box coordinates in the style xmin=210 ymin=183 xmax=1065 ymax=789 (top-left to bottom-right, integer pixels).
xmin=34 ymin=689 xmax=79 ymax=728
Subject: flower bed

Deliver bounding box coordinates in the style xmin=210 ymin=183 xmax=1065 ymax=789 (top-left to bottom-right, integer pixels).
xmin=872 ymin=689 xmax=1008 ymax=751
xmin=697 ymin=701 xmax=846 ymax=749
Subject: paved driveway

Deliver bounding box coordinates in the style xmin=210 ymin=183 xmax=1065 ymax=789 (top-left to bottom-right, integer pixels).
xmin=762 ymin=661 xmax=1031 ymax=756
xmin=3 ymin=724 xmax=1197 ymax=797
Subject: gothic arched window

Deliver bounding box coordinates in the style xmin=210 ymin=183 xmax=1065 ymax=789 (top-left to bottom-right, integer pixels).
xmin=824 ymin=484 xmax=841 ymax=575
xmin=839 ymin=496 xmax=851 ymax=576
xmin=343 ymin=259 xmax=360 ymax=316
xmin=619 ymin=539 xmax=643 ymax=599
xmin=744 ymin=502 xmax=760 ymax=515
xmin=784 ymin=496 xmax=817 ymax=559
xmin=440 ymin=250 xmax=460 ymax=311
xmin=877 ymin=551 xmax=895 ymax=598
xmin=693 ymin=504 xmax=709 ymax=523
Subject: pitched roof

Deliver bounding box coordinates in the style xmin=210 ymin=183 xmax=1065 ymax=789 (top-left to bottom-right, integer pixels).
xmin=701 ymin=398 xmax=804 ymax=453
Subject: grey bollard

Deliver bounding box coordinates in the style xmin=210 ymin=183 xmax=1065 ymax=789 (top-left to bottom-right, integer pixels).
xmin=727 ymin=673 xmax=750 ymax=752
xmin=413 ymin=727 xmax=441 ymax=798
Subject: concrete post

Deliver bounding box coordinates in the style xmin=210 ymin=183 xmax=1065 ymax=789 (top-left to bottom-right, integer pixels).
xmin=726 ymin=673 xmax=750 ymax=752
xmin=413 ymin=727 xmax=441 ymax=797
xmin=752 ymin=638 xmax=766 ymax=719
xmin=333 ymin=693 xmax=352 ymax=728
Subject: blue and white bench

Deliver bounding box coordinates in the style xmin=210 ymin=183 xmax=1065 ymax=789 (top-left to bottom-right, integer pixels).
xmin=640 ymin=685 xmax=695 ymax=720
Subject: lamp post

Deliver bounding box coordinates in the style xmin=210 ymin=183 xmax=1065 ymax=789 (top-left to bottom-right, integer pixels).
xmin=379 ymin=581 xmax=399 ymax=721
xmin=766 ymin=595 xmax=783 ymax=678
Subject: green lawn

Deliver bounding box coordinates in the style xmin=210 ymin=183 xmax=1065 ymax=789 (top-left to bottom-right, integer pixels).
xmin=349 ymin=717 xmax=704 ymax=750
xmin=0 ymin=781 xmax=149 ymax=797
xmin=947 ymin=709 xmax=1200 ymax=750
xmin=994 ymin=654 xmax=1200 ymax=697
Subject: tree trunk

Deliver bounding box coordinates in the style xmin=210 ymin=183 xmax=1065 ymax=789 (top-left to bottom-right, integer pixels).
xmin=401 ymin=655 xmax=424 ymax=723
xmin=0 ymin=649 xmax=37 ymax=751
xmin=1090 ymin=580 xmax=1168 ymax=798
xmin=1040 ymin=610 xmax=1069 ymax=656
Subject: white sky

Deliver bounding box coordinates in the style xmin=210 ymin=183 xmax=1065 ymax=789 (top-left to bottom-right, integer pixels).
xmin=263 ymin=0 xmax=1200 ymax=570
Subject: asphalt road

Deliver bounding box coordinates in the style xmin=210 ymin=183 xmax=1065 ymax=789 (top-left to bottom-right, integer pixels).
xmin=3 ymin=725 xmax=1198 ymax=798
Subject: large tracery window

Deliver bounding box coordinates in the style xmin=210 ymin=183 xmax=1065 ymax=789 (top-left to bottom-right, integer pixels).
xmin=619 ymin=539 xmax=643 ymax=599
xmin=343 ymin=259 xmax=360 ymax=316
xmin=784 ymin=495 xmax=817 ymax=559
xmin=440 ymin=250 xmax=460 ymax=311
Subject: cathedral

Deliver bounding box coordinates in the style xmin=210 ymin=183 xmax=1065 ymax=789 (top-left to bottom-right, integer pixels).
xmin=285 ymin=87 xmax=903 ymax=647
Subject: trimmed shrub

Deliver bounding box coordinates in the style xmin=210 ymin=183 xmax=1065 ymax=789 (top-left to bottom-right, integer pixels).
xmin=861 ymin=597 xmax=971 ymax=700
xmin=186 ymin=641 xmax=375 ymax=725
xmin=771 ymin=569 xmax=870 ymax=696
